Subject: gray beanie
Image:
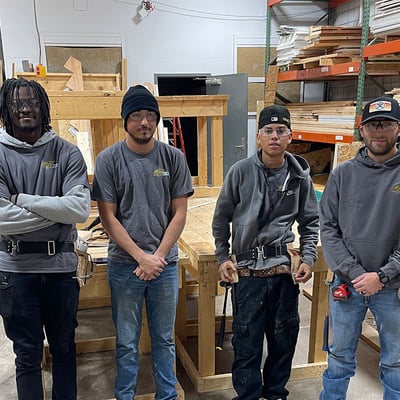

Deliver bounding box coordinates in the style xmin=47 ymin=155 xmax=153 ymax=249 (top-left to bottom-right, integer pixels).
xmin=121 ymin=85 xmax=161 ymax=129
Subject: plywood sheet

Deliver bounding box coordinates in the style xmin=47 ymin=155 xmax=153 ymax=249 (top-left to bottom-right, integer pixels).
xmin=237 ymin=47 xmax=267 ymax=77
xmin=45 ymin=46 xmax=122 ymax=74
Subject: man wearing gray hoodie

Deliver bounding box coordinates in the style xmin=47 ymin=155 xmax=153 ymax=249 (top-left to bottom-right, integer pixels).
xmin=212 ymin=104 xmax=319 ymax=400
xmin=319 ymin=96 xmax=400 ymax=400
xmin=0 ymin=78 xmax=90 ymax=400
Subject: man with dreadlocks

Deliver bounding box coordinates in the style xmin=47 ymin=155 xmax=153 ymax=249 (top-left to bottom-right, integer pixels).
xmin=0 ymin=77 xmax=90 ymax=400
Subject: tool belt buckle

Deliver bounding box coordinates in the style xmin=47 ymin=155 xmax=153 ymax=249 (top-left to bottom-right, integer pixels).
xmin=254 ymin=246 xmax=266 ymax=260
xmin=274 ymin=243 xmax=283 ymax=257
xmin=47 ymin=240 xmax=56 ymax=256
xmin=8 ymin=240 xmax=20 ymax=256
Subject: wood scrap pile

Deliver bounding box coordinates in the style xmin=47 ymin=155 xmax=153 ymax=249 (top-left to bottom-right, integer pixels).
xmin=371 ymin=0 xmax=400 ymax=38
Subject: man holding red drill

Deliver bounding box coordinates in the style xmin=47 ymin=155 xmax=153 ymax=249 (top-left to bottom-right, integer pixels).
xmin=319 ymin=96 xmax=400 ymax=399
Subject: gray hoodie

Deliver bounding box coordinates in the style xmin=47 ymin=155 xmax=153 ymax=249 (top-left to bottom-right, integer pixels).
xmin=212 ymin=149 xmax=319 ymax=269
xmin=319 ymin=146 xmax=400 ymax=290
xmin=0 ymin=128 xmax=91 ymax=273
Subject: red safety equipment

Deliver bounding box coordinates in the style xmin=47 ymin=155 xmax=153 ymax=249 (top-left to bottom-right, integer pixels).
xmin=332 ymin=283 xmax=351 ymax=301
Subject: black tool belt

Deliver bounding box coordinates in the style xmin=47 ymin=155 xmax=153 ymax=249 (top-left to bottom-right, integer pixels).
xmin=235 ymin=244 xmax=289 ymax=263
xmin=0 ymin=240 xmax=75 ymax=256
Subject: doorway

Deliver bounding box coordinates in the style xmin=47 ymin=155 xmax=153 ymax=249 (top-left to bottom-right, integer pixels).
xmin=155 ymin=73 xmax=248 ymax=182
xmin=156 ymin=74 xmax=211 ymax=176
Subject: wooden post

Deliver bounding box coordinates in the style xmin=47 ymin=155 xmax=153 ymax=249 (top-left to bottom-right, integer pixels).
xmin=264 ymin=65 xmax=279 ymax=105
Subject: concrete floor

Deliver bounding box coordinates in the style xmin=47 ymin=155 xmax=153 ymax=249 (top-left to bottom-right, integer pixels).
xmin=0 ymin=278 xmax=384 ymax=400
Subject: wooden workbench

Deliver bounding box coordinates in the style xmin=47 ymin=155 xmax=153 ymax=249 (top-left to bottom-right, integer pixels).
xmin=47 ymin=90 xmax=228 ymax=188
xmin=175 ymin=196 xmax=328 ymax=393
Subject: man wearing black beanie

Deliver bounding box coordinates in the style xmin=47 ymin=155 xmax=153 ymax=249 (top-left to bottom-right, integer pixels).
xmin=92 ymin=84 xmax=193 ymax=400
xmin=121 ymin=85 xmax=161 ymax=130
xmin=212 ymin=103 xmax=319 ymax=400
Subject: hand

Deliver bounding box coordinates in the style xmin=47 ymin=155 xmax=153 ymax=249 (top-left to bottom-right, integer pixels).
xmin=218 ymin=260 xmax=237 ymax=283
xmin=134 ymin=253 xmax=167 ymax=281
xmin=351 ymin=272 xmax=384 ymax=296
xmin=294 ymin=263 xmax=312 ymax=283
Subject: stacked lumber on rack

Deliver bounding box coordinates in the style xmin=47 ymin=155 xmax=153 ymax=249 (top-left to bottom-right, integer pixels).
xmin=289 ymin=26 xmax=367 ymax=69
xmin=371 ymin=0 xmax=400 ymax=38
xmin=286 ymin=100 xmax=356 ymax=137
xmin=276 ymin=26 xmax=313 ymax=66
xmin=304 ymin=26 xmax=366 ymax=49
xmin=278 ymin=24 xmax=400 ymax=71
xmin=386 ymin=88 xmax=400 ymax=105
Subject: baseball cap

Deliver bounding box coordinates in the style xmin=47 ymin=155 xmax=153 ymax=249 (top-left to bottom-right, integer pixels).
xmin=258 ymin=105 xmax=291 ymax=129
xmin=361 ymin=96 xmax=400 ymax=124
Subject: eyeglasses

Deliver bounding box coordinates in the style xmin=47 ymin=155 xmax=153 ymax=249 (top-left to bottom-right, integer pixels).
xmin=11 ymin=98 xmax=40 ymax=111
xmin=259 ymin=126 xmax=291 ymax=137
xmin=363 ymin=120 xmax=399 ymax=131
xmin=129 ymin=111 xmax=158 ymax=122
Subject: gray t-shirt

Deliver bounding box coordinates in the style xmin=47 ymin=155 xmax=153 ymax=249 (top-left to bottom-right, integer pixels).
xmin=92 ymin=139 xmax=193 ymax=264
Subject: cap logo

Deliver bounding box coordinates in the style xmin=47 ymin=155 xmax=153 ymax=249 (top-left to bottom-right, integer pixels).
xmin=271 ymin=116 xmax=278 ymax=122
xmin=369 ymin=100 xmax=392 ymax=114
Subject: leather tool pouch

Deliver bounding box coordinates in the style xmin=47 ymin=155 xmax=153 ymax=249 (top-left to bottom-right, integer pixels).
xmin=75 ymin=248 xmax=94 ymax=287
xmin=74 ymin=238 xmax=95 ymax=287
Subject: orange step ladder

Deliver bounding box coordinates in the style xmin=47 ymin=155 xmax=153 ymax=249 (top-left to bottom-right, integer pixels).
xmin=172 ymin=117 xmax=186 ymax=157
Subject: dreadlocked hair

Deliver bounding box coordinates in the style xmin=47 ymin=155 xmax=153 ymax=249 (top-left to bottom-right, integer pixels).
xmin=0 ymin=77 xmax=52 ymax=136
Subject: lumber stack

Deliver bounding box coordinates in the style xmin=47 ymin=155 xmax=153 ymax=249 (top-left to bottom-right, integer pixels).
xmin=304 ymin=26 xmax=366 ymax=49
xmin=277 ymin=26 xmax=366 ymax=69
xmin=285 ymin=100 xmax=356 ymax=140
xmin=387 ymin=87 xmax=400 ymax=105
xmin=276 ymin=26 xmax=313 ymax=66
xmin=291 ymin=26 xmax=368 ymax=69
xmin=371 ymin=0 xmax=400 ymax=38
xmin=278 ymin=24 xmax=400 ymax=71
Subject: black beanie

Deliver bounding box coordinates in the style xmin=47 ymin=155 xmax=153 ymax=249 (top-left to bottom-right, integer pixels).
xmin=121 ymin=85 xmax=161 ymax=129
xmin=258 ymin=105 xmax=291 ymax=129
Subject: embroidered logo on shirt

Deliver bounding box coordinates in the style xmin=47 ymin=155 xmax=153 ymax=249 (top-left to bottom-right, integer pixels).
xmin=392 ymin=184 xmax=400 ymax=193
xmin=153 ymin=168 xmax=169 ymax=177
xmin=42 ymin=161 xmax=58 ymax=169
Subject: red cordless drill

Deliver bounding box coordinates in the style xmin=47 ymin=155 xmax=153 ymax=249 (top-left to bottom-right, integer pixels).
xmin=332 ymin=283 xmax=351 ymax=301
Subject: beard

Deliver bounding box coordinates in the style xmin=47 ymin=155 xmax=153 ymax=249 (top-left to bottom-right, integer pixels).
xmin=127 ymin=128 xmax=154 ymax=145
xmin=365 ymin=137 xmax=397 ymax=157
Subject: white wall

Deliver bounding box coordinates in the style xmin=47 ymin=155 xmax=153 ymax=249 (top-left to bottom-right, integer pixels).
xmin=0 ymin=0 xmax=267 ymax=83
xmin=0 ymin=0 xmax=331 ymax=158
xmin=0 ymin=0 xmax=329 ymax=82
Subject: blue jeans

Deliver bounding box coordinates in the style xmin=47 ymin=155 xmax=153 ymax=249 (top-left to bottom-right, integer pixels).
xmin=0 ymin=271 xmax=79 ymax=400
xmin=107 ymin=261 xmax=179 ymax=400
xmin=231 ymin=273 xmax=300 ymax=400
xmin=320 ymin=278 xmax=400 ymax=400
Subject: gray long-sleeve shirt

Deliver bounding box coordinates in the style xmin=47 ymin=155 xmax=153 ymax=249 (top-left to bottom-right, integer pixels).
xmin=0 ymin=128 xmax=90 ymax=273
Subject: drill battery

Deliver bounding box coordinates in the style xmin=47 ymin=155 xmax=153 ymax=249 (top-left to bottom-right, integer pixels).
xmin=332 ymin=283 xmax=351 ymax=301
